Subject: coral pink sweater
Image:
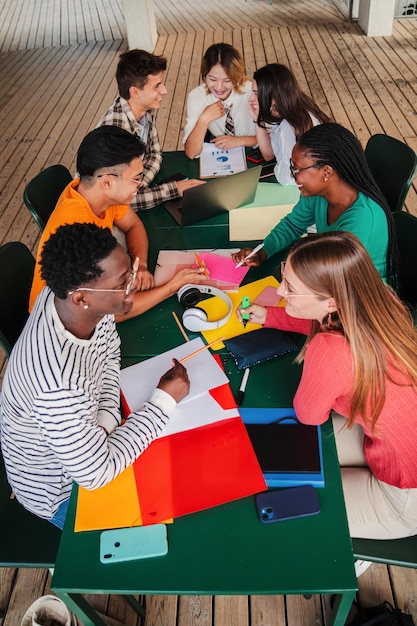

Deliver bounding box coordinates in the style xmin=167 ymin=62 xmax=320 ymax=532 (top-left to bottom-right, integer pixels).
xmin=265 ymin=306 xmax=417 ymax=489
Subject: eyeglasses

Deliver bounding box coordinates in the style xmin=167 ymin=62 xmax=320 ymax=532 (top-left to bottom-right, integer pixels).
xmin=69 ymin=257 xmax=140 ymax=297
xmin=289 ymin=159 xmax=323 ymax=179
xmin=280 ymin=261 xmax=320 ymax=299
xmin=96 ymin=173 xmax=143 ymax=188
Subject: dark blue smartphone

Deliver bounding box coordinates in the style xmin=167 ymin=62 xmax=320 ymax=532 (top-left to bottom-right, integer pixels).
xmin=256 ymin=486 xmax=320 ymax=523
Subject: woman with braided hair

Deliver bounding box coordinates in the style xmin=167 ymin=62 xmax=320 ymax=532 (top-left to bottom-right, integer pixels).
xmin=232 ymin=123 xmax=399 ymax=288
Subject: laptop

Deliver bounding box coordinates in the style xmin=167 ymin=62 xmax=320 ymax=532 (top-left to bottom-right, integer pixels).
xmin=163 ymin=165 xmax=262 ymax=226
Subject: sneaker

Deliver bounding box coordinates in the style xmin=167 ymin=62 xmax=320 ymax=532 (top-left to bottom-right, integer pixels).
xmin=354 ymin=559 xmax=373 ymax=578
xmin=21 ymin=594 xmax=78 ymax=626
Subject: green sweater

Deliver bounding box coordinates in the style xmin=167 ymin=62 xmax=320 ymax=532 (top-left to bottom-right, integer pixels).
xmin=263 ymin=192 xmax=388 ymax=281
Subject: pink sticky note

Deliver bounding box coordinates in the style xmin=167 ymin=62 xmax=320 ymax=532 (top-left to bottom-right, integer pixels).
xmin=199 ymin=253 xmax=249 ymax=286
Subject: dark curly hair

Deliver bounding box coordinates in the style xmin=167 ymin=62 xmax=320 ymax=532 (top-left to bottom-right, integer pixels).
xmin=40 ymin=223 xmax=118 ymax=299
xmin=116 ymin=49 xmax=167 ymax=98
xmin=297 ymin=123 xmax=399 ymax=289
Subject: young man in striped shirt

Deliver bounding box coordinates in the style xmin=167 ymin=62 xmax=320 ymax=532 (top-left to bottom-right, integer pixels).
xmin=1 ymin=223 xmax=189 ymax=528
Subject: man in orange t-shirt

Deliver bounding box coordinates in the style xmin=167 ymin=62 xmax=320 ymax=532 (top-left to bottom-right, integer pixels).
xmin=30 ymin=126 xmax=205 ymax=322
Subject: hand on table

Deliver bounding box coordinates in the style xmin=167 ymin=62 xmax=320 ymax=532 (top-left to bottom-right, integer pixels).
xmin=210 ymin=135 xmax=243 ymax=150
xmin=168 ymin=267 xmax=208 ymax=292
xmin=176 ymin=179 xmax=206 ymax=196
xmin=136 ymin=267 xmax=155 ymax=291
xmin=158 ymin=358 xmax=190 ymax=403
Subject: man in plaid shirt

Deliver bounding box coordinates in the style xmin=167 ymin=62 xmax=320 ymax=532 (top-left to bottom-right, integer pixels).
xmin=97 ymin=49 xmax=204 ymax=211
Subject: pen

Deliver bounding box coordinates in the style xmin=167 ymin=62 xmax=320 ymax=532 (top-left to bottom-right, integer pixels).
xmin=235 ymin=243 xmax=265 ymax=269
xmin=236 ymin=368 xmax=250 ymax=406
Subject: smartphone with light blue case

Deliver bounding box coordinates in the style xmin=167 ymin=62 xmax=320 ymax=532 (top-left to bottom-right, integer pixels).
xmin=100 ymin=524 xmax=168 ymax=563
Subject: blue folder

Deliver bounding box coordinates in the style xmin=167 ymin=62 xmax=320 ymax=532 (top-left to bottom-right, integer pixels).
xmin=240 ymin=408 xmax=324 ymax=488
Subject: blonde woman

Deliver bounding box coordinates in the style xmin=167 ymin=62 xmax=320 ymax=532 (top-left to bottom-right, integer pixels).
xmin=183 ymin=43 xmax=256 ymax=158
xmin=238 ymin=231 xmax=417 ymax=541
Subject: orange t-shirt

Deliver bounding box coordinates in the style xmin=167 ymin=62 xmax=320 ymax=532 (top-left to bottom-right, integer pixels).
xmin=29 ymin=179 xmax=129 ymax=311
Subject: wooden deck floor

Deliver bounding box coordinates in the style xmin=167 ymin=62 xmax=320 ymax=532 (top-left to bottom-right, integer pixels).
xmin=0 ymin=0 xmax=417 ymax=624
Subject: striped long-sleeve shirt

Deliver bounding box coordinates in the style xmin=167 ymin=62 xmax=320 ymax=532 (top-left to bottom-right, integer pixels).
xmin=0 ymin=288 xmax=176 ymax=520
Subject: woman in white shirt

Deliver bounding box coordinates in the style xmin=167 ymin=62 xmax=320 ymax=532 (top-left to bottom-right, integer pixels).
xmin=249 ymin=63 xmax=331 ymax=185
xmin=183 ymin=43 xmax=257 ymax=158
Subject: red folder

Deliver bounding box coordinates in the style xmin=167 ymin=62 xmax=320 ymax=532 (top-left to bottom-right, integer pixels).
xmin=75 ymin=378 xmax=266 ymax=531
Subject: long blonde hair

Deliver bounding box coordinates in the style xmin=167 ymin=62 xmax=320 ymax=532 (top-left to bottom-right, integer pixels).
xmin=289 ymin=232 xmax=417 ymax=431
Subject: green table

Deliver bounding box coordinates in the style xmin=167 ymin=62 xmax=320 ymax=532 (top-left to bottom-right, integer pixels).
xmin=51 ymin=152 xmax=357 ymax=626
xmin=51 ymin=352 xmax=357 ymax=626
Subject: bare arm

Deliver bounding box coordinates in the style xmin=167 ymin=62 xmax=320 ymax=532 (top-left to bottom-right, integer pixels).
xmin=115 ymin=208 xmax=154 ymax=290
xmin=210 ymin=134 xmax=257 ymax=151
xmin=115 ymin=267 xmax=207 ymax=323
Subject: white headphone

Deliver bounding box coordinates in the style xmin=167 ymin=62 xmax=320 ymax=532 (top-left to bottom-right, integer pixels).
xmin=177 ymin=284 xmax=233 ymax=332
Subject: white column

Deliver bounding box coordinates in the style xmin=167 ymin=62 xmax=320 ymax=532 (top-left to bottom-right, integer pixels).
xmin=358 ymin=0 xmax=396 ymax=36
xmin=122 ymin=0 xmax=158 ymax=52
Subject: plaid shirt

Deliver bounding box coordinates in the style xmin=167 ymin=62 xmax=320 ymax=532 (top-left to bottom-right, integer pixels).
xmin=97 ymin=96 xmax=179 ymax=211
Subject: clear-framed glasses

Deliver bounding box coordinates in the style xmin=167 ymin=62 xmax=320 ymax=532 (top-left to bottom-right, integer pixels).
xmin=289 ymin=159 xmax=323 ymax=179
xmin=96 ymin=172 xmax=143 ymax=188
xmin=280 ymin=261 xmax=321 ymax=299
xmin=69 ymin=257 xmax=140 ymax=297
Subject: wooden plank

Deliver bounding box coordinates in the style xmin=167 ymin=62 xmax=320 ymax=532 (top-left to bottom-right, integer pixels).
xmin=213 ymin=596 xmax=249 ymax=626
xmin=389 ymin=565 xmax=417 ymax=624
xmin=144 ymin=595 xmax=178 ymax=626
xmin=178 ymin=31 xmax=205 ymax=149
xmin=177 ymin=595 xmax=213 ymax=626
xmin=294 ymin=24 xmax=348 ymax=124
xmin=4 ymin=568 xmax=49 ymax=626
xmin=250 ymin=594 xmax=286 ymax=624
xmin=357 ymin=563 xmax=393 ymax=606
xmin=286 ymin=594 xmax=323 ymax=626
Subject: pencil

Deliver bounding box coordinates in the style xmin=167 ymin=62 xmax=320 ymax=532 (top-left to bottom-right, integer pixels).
xmin=178 ymin=336 xmax=226 ymax=363
xmin=172 ymin=311 xmax=189 ymax=342
xmin=194 ymin=252 xmax=209 ymax=277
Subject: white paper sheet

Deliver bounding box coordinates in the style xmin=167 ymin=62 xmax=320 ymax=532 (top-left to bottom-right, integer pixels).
xmin=120 ymin=338 xmax=228 ymax=410
xmin=158 ymin=393 xmax=238 ymax=437
xmin=199 ymin=143 xmax=247 ymax=177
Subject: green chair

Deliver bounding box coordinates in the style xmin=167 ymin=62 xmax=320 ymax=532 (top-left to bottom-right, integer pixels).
xmin=0 ymin=241 xmax=61 ymax=618
xmin=23 ymin=164 xmax=72 ymax=231
xmin=0 ymin=241 xmax=35 ymax=357
xmin=365 ymin=134 xmax=417 ymax=213
xmin=353 ymin=535 xmax=417 ymax=569
xmin=392 ymin=211 xmax=417 ymax=312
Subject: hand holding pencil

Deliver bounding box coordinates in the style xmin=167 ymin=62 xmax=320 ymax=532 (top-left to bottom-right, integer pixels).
xmin=158 ymin=358 xmax=190 ymax=403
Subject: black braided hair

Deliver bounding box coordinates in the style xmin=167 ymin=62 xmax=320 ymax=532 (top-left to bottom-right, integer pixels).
xmin=40 ymin=223 xmax=118 ymax=299
xmin=298 ymin=123 xmax=399 ymax=289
